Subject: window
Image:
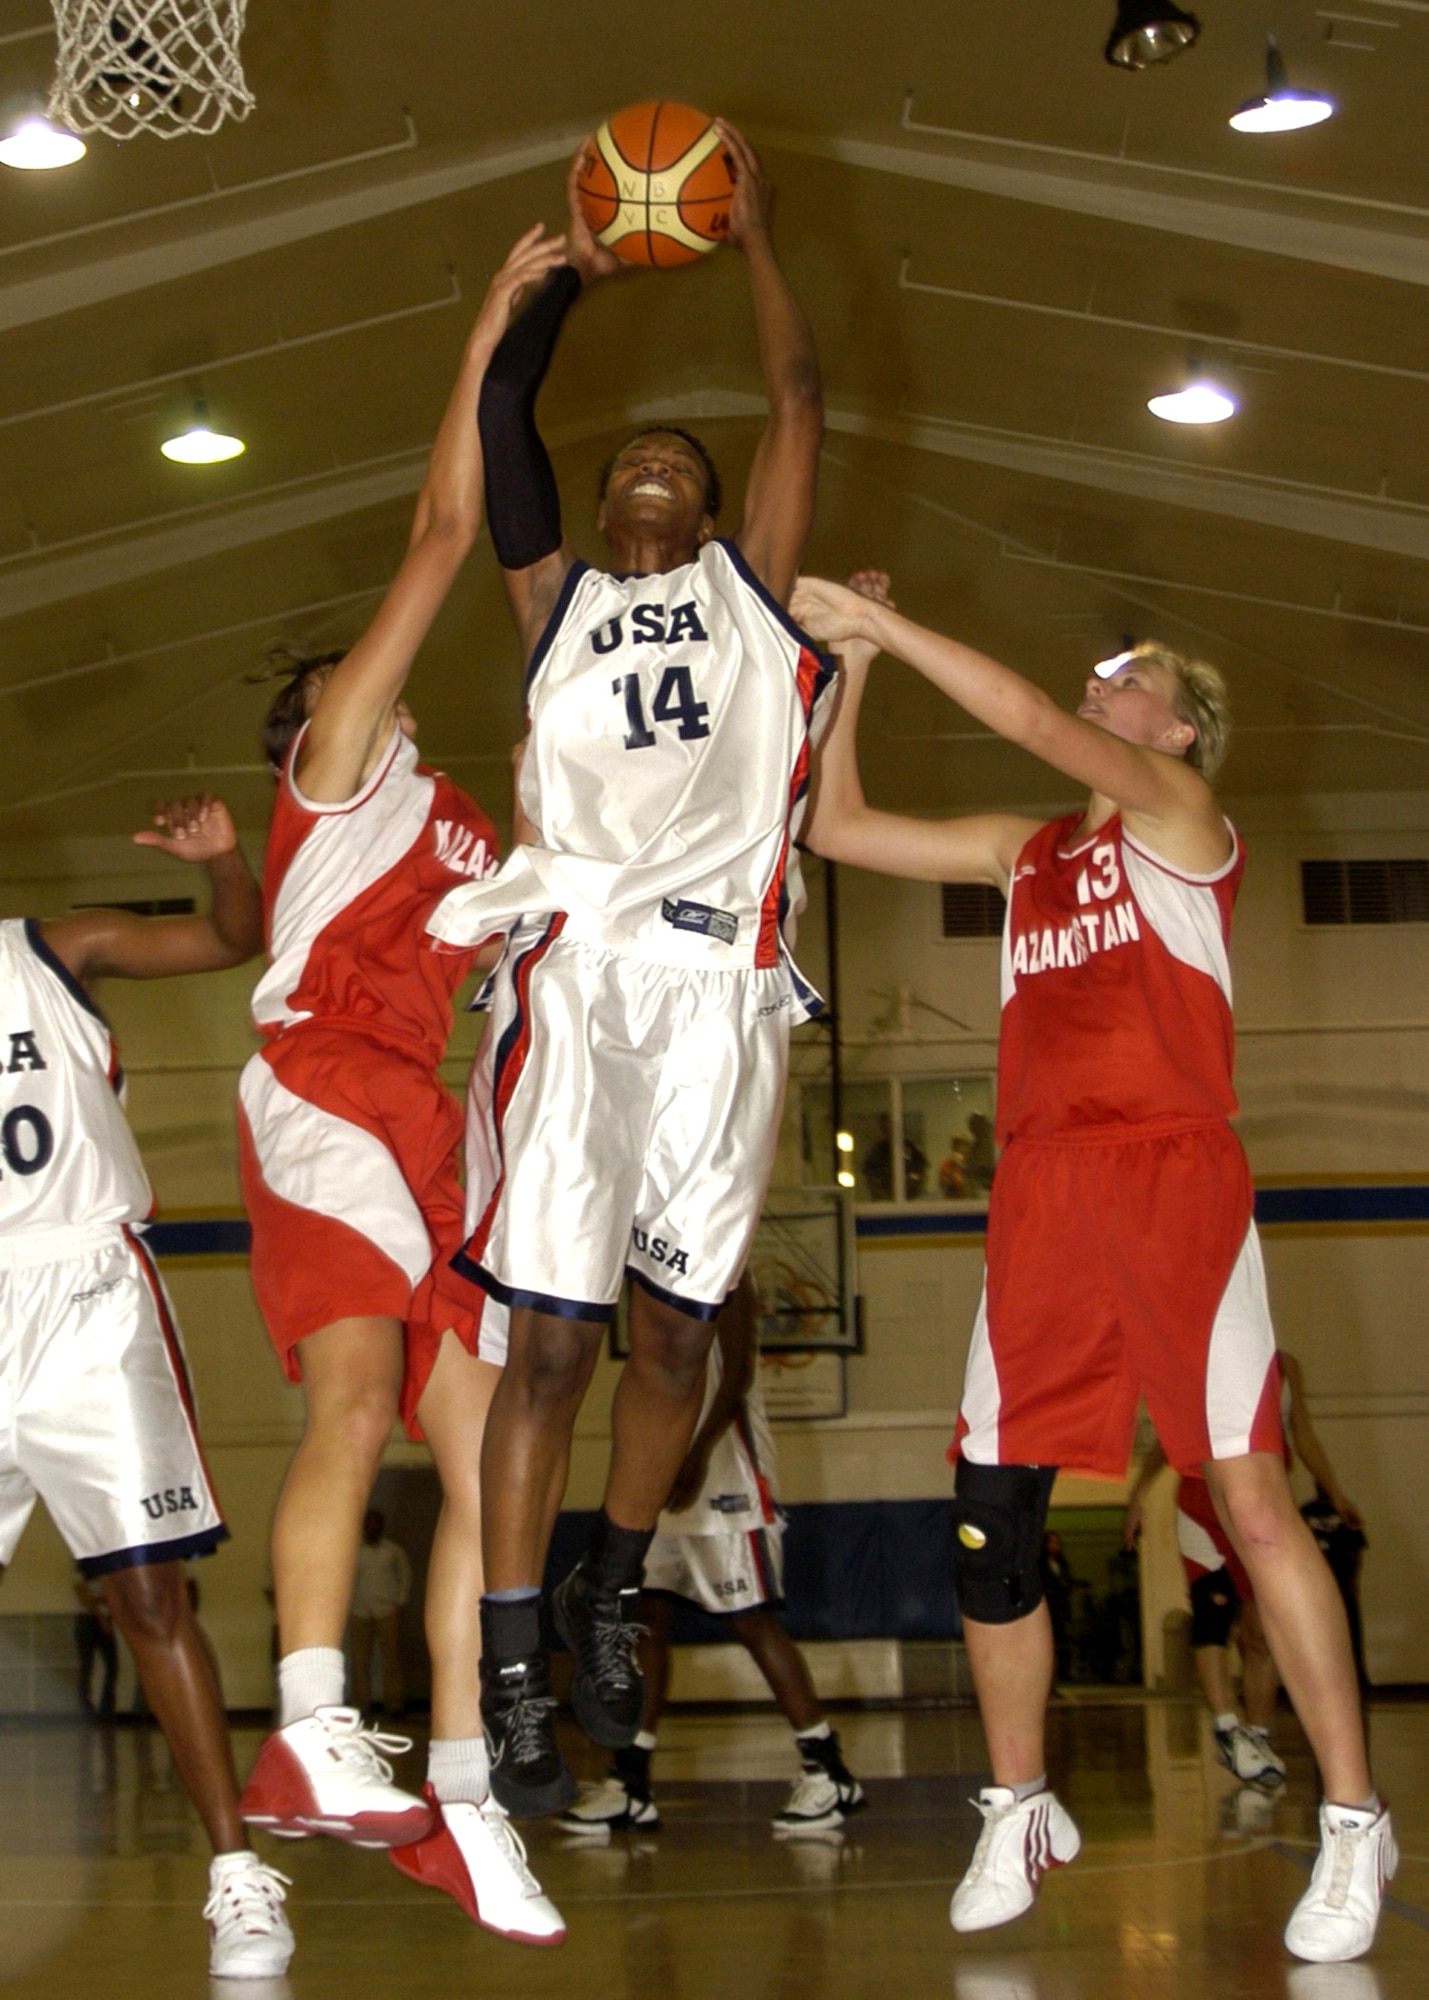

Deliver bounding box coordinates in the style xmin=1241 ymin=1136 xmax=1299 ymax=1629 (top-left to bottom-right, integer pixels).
xmin=1300 ymin=859 xmax=1429 ymax=927
xmin=941 ymin=882 xmax=1006 ymax=938
xmin=802 ymin=1074 xmax=996 ymax=1202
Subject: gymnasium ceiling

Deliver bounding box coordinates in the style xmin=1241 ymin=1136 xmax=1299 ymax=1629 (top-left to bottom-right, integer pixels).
xmin=0 ymin=0 xmax=1427 ymax=850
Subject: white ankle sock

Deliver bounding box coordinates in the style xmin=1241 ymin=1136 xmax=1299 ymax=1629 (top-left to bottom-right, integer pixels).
xmin=428 ymin=1736 xmax=490 ymax=1807
xmin=1009 ymin=1774 xmax=1047 ymax=1804
xmin=634 ymin=1729 xmax=658 ymax=1753
xmin=796 ymin=1719 xmax=832 ymax=1744
xmin=1215 ymin=1712 xmax=1239 ymax=1734
xmin=277 ymin=1647 xmax=345 ymax=1728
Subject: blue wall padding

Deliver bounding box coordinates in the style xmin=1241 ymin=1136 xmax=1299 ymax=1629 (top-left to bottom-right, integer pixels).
xmin=545 ymin=1499 xmax=960 ymax=1646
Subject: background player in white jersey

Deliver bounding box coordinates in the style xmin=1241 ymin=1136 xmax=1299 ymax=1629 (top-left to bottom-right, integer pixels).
xmin=0 ymin=792 xmax=295 ymax=1978
xmin=426 ymin=125 xmax=828 ymax=1818
xmin=794 ymin=573 xmax=1390 ymax=1963
xmin=558 ymin=1278 xmax=864 ymax=1837
xmin=235 ymin=230 xmax=567 ymax=1946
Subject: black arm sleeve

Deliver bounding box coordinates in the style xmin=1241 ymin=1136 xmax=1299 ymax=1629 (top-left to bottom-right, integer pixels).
xmin=478 ymin=264 xmax=581 ymax=572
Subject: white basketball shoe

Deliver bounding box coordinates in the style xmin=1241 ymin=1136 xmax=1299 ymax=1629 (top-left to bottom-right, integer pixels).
xmin=205 ymin=1852 xmax=294 ymax=1979
xmin=1284 ymin=1802 xmax=1397 ymax=1963
xmin=390 ymin=1784 xmax=566 ymax=1944
xmin=240 ymin=1706 xmax=433 ymax=1847
xmin=1215 ymin=1720 xmax=1287 ymax=1786
xmin=950 ymin=1787 xmax=1082 ymax=1933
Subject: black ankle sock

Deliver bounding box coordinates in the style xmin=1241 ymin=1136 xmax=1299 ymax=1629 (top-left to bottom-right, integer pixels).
xmin=615 ymin=1742 xmax=652 ymax=1790
xmin=481 ymin=1591 xmax=542 ymax=1662
xmin=587 ymin=1512 xmax=654 ymax=1592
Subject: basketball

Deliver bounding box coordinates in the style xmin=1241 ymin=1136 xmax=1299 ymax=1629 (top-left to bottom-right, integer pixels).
xmin=577 ymin=100 xmax=734 ymax=267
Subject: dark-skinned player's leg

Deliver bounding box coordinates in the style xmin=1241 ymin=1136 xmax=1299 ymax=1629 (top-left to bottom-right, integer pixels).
xmin=478 ymin=1306 xmax=603 ymax=1815
xmin=104 ymin=1560 xmax=295 ymax=1974
xmin=729 ymin=1606 xmax=868 ymax=1830
xmin=104 ymin=1559 xmax=245 ymax=1850
xmin=553 ymin=1288 xmax=714 ymax=1749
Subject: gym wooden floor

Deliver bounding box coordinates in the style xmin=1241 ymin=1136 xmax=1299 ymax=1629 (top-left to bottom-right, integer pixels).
xmin=0 ymin=1699 xmax=1424 ymax=1998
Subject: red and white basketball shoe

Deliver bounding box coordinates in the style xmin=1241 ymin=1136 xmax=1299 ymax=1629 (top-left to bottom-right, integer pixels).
xmin=241 ymin=1707 xmax=434 ymax=1848
xmin=949 ymin=1786 xmax=1081 ymax=1932
xmin=390 ymin=1784 xmax=566 ymax=1944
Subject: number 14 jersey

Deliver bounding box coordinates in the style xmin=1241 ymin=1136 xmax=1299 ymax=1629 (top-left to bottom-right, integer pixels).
xmin=429 ymin=539 xmax=836 ymax=997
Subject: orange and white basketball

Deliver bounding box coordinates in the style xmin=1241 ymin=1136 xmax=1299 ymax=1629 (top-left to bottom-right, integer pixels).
xmin=576 ymin=100 xmax=734 ymax=268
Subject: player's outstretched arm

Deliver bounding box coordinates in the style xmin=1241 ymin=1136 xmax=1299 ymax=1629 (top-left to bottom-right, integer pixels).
xmin=478 ymin=145 xmax=627 ymax=656
xmin=1282 ymin=1353 xmax=1364 ymax=1531
xmin=793 ymin=577 xmax=1229 ymax=872
xmin=802 ymin=573 xmax=1037 ymax=893
xmin=665 ymin=1273 xmax=759 ymax=1515
xmin=297 ymin=226 xmax=569 ymax=804
xmin=721 ymin=122 xmax=821 ymax=607
xmin=41 ymin=795 xmax=263 ymax=985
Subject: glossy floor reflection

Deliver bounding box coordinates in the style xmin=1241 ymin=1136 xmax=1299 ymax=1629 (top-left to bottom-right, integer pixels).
xmin=0 ymin=1698 xmax=1424 ymax=1997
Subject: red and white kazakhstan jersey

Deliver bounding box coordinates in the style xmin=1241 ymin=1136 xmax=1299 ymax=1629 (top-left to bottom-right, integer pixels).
xmin=995 ymin=811 xmax=1244 ymax=1143
xmin=251 ymin=722 xmax=499 ymax=1062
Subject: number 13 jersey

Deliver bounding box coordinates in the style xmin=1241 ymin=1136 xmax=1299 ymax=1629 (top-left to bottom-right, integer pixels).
xmin=429 ymin=539 xmax=835 ymax=999
xmin=0 ymin=920 xmax=150 ymax=1238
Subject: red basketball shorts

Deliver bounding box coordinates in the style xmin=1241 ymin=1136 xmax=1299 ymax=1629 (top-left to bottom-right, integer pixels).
xmin=952 ymin=1118 xmax=1283 ymax=1479
xmin=237 ymin=1028 xmax=490 ymax=1438
xmin=1176 ymin=1473 xmax=1252 ymax=1603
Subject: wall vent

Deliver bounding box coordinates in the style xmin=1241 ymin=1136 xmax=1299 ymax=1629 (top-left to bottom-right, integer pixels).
xmin=1299 ymin=859 xmax=1429 ymax=927
xmin=940 ymin=882 xmax=1007 ymax=938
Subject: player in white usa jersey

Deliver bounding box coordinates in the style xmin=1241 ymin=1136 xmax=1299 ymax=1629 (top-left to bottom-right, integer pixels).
xmin=0 ymin=796 xmax=297 ymax=1977
xmin=428 ymin=123 xmax=825 ymax=1817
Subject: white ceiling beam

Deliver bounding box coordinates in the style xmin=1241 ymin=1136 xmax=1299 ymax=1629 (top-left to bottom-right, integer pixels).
xmin=0 ymin=393 xmax=1423 ymax=623
xmin=768 ymin=130 xmax=1429 ymax=288
xmin=0 ymin=132 xmax=578 ymax=336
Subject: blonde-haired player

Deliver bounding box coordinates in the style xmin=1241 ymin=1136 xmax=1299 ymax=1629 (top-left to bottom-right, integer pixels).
xmin=794 ymin=574 xmax=1390 ymax=1966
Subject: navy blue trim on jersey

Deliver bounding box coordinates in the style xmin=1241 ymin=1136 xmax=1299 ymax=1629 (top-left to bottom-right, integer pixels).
xmin=523 ymin=559 xmax=589 ymax=701
xmin=472 ymin=1259 xmax=615 ymax=1325
xmin=629 ymin=1266 xmax=723 ymax=1322
xmin=714 ymin=537 xmax=838 ymax=681
xmin=23 ymin=918 xmax=111 ymax=1028
xmin=77 ymin=1523 xmax=229 ymax=1579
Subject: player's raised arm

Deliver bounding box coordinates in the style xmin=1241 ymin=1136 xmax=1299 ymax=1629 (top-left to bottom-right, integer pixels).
xmin=720 ymin=122 xmax=822 ymax=606
xmin=793 ymin=577 xmax=1231 ymax=874
xmin=296 ymin=226 xmax=568 ymax=803
xmin=802 ymin=573 xmax=1037 ymax=893
xmin=42 ymin=794 xmax=263 ymax=984
xmin=478 ymin=146 xmax=629 ymax=656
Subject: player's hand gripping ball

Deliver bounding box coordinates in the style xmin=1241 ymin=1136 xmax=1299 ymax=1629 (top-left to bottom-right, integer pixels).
xmin=577 ymin=100 xmax=734 ymax=267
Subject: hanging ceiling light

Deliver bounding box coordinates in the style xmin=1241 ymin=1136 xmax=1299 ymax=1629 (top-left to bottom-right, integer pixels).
xmin=1093 ymin=647 xmax=1139 ymax=680
xmin=1230 ymin=37 xmax=1334 ymax=133
xmin=1104 ymin=1 xmax=1202 ymax=70
xmin=1147 ymin=369 xmax=1237 ymax=424
xmin=0 ymin=112 xmax=85 ymax=171
xmin=161 ymin=399 xmax=245 ymax=464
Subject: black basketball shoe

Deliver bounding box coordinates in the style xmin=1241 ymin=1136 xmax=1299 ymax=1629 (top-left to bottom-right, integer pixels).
xmin=551 ymin=1558 xmax=645 ymax=1749
xmin=480 ymin=1649 xmax=577 ymax=1819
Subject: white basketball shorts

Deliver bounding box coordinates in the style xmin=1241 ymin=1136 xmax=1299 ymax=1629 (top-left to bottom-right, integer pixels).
xmin=0 ymin=1224 xmax=225 ymax=1576
xmin=454 ymin=915 xmax=793 ymax=1324
xmin=643 ymin=1520 xmax=786 ymax=1616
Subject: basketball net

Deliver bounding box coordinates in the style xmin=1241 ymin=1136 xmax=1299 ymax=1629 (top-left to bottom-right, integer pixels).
xmin=48 ymin=1 xmax=254 ymax=141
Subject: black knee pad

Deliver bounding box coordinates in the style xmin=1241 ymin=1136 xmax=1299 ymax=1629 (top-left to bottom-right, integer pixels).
xmin=1189 ymin=1567 xmax=1237 ymax=1650
xmin=952 ymin=1460 xmax=1057 ymax=1625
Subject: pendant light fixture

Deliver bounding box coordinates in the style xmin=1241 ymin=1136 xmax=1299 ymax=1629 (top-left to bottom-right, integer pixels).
xmin=0 ymin=110 xmax=85 ymax=170
xmin=161 ymin=398 xmax=245 ymax=464
xmin=1104 ymin=1 xmax=1202 ymax=70
xmin=1230 ymin=37 xmax=1334 ymax=133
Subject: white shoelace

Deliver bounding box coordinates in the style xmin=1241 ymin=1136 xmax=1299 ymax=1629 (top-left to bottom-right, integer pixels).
xmin=480 ymin=1800 xmax=541 ymax=1896
xmin=204 ymin=1861 xmax=291 ymax=1933
xmin=960 ymin=1794 xmax=1007 ymax=1885
xmin=1320 ymin=1823 xmax=1362 ymax=1911
xmin=318 ymin=1707 xmax=412 ymax=1785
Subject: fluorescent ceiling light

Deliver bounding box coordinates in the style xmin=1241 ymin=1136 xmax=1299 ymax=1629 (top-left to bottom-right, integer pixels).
xmin=162 ymin=401 xmax=245 ymax=463
xmin=0 ymin=117 xmax=86 ymax=170
xmin=1231 ymin=40 xmax=1333 ymax=133
xmin=1147 ymin=380 xmax=1237 ymax=424
xmin=1104 ymin=1 xmax=1201 ymax=70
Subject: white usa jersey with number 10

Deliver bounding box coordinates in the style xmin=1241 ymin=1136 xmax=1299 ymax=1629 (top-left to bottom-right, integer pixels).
xmin=0 ymin=920 xmax=151 ymax=1238
xmin=429 ymin=538 xmax=836 ymax=999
